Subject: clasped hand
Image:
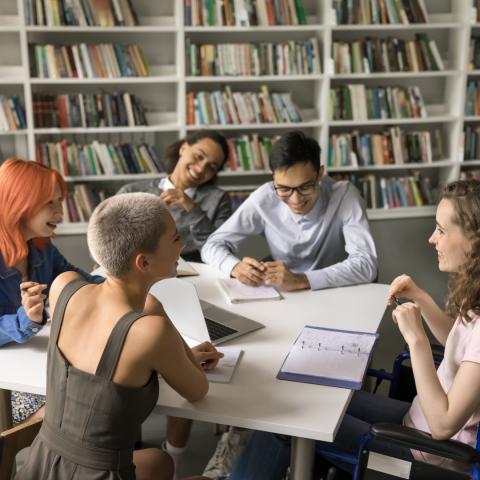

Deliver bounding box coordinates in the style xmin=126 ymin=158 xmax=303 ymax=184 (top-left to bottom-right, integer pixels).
xmin=231 ymin=257 xmax=309 ymax=291
xmin=159 ymin=189 xmax=194 ymax=212
xmin=388 ymin=274 xmax=427 ymax=346
xmin=20 ymin=281 xmax=48 ymax=324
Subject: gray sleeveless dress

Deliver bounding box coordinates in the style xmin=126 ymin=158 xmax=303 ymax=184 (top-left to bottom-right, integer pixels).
xmin=16 ymin=279 xmax=159 ymax=479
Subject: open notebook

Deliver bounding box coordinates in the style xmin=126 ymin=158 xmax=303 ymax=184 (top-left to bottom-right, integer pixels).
xmin=277 ymin=325 xmax=378 ymax=389
xmin=217 ymin=278 xmax=282 ymax=303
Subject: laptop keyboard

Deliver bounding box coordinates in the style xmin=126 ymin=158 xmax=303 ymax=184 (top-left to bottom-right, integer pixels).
xmin=205 ymin=318 xmax=238 ymax=341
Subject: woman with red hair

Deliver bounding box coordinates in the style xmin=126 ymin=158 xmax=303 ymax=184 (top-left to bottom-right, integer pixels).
xmin=0 ymin=158 xmax=103 ymax=423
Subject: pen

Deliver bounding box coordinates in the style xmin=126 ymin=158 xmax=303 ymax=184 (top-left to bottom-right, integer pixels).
xmin=392 ymin=296 xmax=401 ymax=307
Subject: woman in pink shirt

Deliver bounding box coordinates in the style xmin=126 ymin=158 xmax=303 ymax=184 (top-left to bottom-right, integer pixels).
xmin=228 ymin=179 xmax=480 ymax=479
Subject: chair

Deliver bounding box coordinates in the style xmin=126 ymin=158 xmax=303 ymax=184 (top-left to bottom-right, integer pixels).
xmin=315 ymin=344 xmax=480 ymax=480
xmin=0 ymin=417 xmax=42 ymax=480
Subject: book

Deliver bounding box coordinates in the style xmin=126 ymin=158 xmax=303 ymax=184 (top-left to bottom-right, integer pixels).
xmin=217 ymin=278 xmax=282 ymax=304
xmin=205 ymin=347 xmax=243 ymax=383
xmin=176 ymin=257 xmax=199 ymax=277
xmin=277 ymin=325 xmax=379 ymax=389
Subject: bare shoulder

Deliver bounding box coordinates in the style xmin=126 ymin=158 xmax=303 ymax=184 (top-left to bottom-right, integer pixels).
xmin=128 ymin=313 xmax=180 ymax=354
xmin=49 ymin=271 xmax=85 ymax=311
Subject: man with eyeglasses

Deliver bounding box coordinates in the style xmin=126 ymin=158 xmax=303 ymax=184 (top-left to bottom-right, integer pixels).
xmin=201 ymin=130 xmax=377 ymax=292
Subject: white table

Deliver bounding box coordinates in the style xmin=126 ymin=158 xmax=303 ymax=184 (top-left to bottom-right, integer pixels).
xmin=156 ymin=263 xmax=389 ymax=479
xmin=0 ymin=263 xmax=389 ymax=479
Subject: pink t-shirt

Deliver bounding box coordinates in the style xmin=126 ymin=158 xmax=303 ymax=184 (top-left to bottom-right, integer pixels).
xmin=403 ymin=313 xmax=480 ymax=467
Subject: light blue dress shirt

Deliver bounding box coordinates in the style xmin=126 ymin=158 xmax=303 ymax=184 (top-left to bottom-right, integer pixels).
xmin=201 ymin=176 xmax=378 ymax=290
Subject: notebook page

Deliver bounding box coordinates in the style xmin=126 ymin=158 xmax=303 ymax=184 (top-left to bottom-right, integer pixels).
xmin=218 ymin=278 xmax=281 ymax=302
xmin=206 ymin=347 xmax=243 ymax=383
xmin=281 ymin=327 xmax=377 ymax=382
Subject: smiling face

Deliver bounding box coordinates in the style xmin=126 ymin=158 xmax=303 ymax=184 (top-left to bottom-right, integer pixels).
xmin=171 ymin=138 xmax=225 ymax=189
xmin=22 ymin=183 xmax=64 ymax=240
xmin=429 ymin=199 xmax=472 ymax=273
xmin=273 ymin=162 xmax=323 ymax=215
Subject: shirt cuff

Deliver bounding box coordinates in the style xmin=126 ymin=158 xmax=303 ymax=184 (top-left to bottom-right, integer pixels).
xmin=220 ymin=255 xmax=241 ymax=278
xmin=304 ymin=270 xmax=330 ymax=291
xmin=17 ymin=307 xmax=44 ymax=337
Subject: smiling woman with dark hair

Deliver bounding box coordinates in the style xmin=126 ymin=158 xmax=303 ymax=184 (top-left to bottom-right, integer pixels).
xmin=118 ymin=130 xmax=232 ymax=262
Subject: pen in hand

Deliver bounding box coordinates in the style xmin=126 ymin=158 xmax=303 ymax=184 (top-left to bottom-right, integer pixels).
xmin=392 ymin=296 xmax=401 ymax=307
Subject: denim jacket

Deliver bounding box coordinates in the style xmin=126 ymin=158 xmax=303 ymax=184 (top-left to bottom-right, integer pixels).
xmin=0 ymin=241 xmax=103 ymax=346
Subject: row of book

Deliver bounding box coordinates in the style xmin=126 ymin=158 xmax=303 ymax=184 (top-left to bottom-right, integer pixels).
xmin=33 ymin=92 xmax=147 ymax=129
xmin=185 ymin=38 xmax=321 ymax=77
xmin=329 ymin=85 xmax=427 ymax=121
xmin=0 ymin=96 xmax=27 ymax=131
xmin=333 ymin=0 xmax=429 ymax=25
xmin=31 ymin=43 xmax=150 ymax=79
xmin=184 ymin=0 xmax=307 ymax=27
xmin=24 ymin=0 xmax=139 ymax=27
xmin=465 ymin=80 xmax=480 ymax=116
xmin=468 ymin=37 xmax=480 ymax=71
xmin=186 ymin=86 xmax=302 ymax=125
xmin=63 ymin=184 xmax=107 ymax=223
xmin=328 ymin=128 xmax=443 ymax=167
xmin=332 ymin=34 xmax=444 ymax=75
xmin=226 ymin=134 xmax=278 ymax=172
xmin=332 ymin=172 xmax=434 ymax=209
xmin=463 ymin=125 xmax=480 ymax=161
xmin=35 ymin=141 xmax=164 ymax=176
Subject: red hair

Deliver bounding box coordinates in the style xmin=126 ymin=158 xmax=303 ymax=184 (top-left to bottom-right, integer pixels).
xmin=0 ymin=159 xmax=66 ymax=268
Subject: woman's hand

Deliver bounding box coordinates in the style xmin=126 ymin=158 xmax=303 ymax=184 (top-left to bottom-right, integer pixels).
xmin=159 ymin=189 xmax=195 ymax=212
xmin=191 ymin=342 xmax=224 ymax=370
xmin=392 ymin=302 xmax=428 ymax=347
xmin=388 ymin=274 xmax=425 ymax=305
xmin=20 ymin=281 xmax=47 ymax=324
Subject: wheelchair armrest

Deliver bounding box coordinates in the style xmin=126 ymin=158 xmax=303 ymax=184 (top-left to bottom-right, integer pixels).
xmin=370 ymin=423 xmax=480 ymax=465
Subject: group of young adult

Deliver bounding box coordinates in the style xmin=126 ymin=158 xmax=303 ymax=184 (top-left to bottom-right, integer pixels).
xmin=0 ymin=128 xmax=478 ymax=480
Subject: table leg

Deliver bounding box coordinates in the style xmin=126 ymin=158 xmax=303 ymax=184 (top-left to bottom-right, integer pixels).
xmin=290 ymin=437 xmax=315 ymax=480
xmin=0 ymin=388 xmax=13 ymax=431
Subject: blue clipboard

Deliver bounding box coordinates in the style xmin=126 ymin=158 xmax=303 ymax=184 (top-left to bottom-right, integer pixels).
xmin=276 ymin=325 xmax=379 ymax=390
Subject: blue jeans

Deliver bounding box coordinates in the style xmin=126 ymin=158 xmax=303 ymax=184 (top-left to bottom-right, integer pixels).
xmin=230 ymin=390 xmax=413 ymax=480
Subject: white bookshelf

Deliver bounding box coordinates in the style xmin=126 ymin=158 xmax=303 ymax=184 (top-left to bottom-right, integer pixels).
xmin=0 ymin=0 xmax=475 ymax=234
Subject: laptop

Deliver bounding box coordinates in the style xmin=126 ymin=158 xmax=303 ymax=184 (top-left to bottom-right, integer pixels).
xmin=149 ymin=278 xmax=264 ymax=346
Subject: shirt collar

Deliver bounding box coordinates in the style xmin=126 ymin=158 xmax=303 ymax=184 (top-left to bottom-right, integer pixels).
xmin=159 ymin=177 xmax=197 ymax=199
xmin=0 ymin=240 xmax=44 ymax=279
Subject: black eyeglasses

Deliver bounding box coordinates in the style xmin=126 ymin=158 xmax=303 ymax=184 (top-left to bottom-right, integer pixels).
xmin=274 ymin=180 xmax=318 ymax=198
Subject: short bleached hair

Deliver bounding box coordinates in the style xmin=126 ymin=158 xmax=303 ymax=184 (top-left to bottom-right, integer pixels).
xmin=87 ymin=193 xmax=169 ymax=277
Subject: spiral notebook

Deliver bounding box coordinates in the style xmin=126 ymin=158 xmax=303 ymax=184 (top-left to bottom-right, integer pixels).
xmin=277 ymin=325 xmax=379 ymax=389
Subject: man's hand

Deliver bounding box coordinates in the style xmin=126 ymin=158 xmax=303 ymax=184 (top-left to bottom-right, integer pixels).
xmin=20 ymin=281 xmax=47 ymax=324
xmin=160 ymin=189 xmax=195 ymax=212
xmin=231 ymin=257 xmax=266 ymax=286
xmin=192 ymin=342 xmax=224 ymax=370
xmin=263 ymin=261 xmax=310 ymax=291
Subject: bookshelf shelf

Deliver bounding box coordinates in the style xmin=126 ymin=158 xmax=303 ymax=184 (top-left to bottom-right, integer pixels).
xmin=329 ymin=116 xmax=456 ymax=127
xmin=29 ymin=75 xmax=178 ymax=85
xmin=33 ymin=124 xmax=180 ymax=134
xmin=367 ymin=206 xmax=436 ymax=220
xmin=184 ymin=25 xmax=324 ymax=33
xmin=1 ymin=0 xmax=473 ymax=227
xmin=64 ymin=173 xmax=166 ymax=182
xmin=0 ymin=130 xmax=27 ymax=136
xmin=327 ymin=160 xmax=456 ymax=173
xmin=186 ymin=74 xmax=323 ymax=83
xmin=331 ymin=71 xmax=457 ymax=80
xmin=186 ymin=121 xmax=322 ymax=131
